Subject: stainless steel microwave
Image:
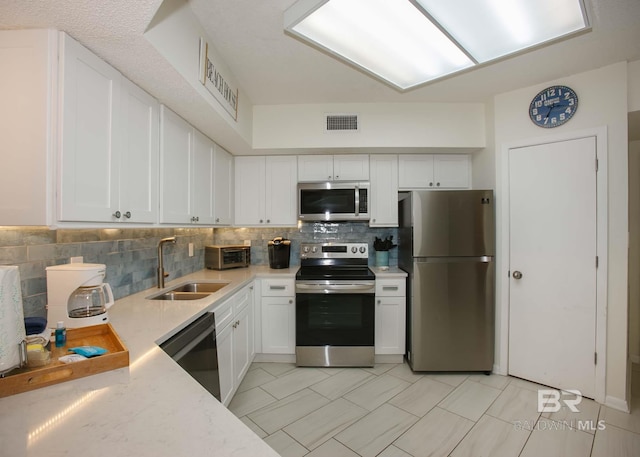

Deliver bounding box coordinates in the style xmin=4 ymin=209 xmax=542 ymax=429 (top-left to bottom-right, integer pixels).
xmin=298 ymin=182 xmax=370 ymax=221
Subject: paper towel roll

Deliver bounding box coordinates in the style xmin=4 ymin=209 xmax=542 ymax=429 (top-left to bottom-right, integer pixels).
xmin=0 ymin=266 xmax=26 ymax=375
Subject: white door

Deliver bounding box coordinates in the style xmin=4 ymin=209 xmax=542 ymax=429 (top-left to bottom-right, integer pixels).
xmin=508 ymin=136 xmax=597 ymax=398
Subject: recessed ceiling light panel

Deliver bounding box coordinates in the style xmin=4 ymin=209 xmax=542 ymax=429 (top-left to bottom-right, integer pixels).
xmin=284 ymin=0 xmax=590 ymax=91
xmin=414 ymin=0 xmax=589 ymax=62
xmin=285 ymin=0 xmax=473 ymax=90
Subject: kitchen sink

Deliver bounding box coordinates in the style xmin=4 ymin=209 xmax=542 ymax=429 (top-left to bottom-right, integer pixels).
xmin=146 ymin=281 xmax=230 ymax=301
xmin=167 ymin=282 xmax=230 ymax=293
xmin=150 ymin=291 xmax=212 ymax=301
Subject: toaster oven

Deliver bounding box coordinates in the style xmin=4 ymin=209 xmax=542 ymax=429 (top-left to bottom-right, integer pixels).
xmin=205 ymin=245 xmax=251 ymax=270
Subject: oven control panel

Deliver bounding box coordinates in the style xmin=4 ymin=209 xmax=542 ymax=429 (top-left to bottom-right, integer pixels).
xmin=300 ymin=243 xmax=368 ymax=259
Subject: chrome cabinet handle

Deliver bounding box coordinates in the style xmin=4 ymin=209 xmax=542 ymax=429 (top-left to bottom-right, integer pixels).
xmin=429 ymin=182 xmax=433 ymax=187
xmin=124 ymin=211 xmax=131 ymax=219
xmin=113 ymin=211 xmax=121 ymax=218
xmin=512 ymin=271 xmax=523 ymax=280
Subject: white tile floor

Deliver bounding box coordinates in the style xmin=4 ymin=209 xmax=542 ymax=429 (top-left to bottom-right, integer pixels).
xmin=229 ymin=362 xmax=640 ymax=457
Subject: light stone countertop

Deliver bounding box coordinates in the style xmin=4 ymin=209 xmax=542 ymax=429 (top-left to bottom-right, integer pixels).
xmin=0 ymin=266 xmax=296 ymax=457
xmin=370 ymin=266 xmax=408 ymax=277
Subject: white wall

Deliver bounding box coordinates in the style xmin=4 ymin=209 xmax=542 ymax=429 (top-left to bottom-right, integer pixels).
xmin=472 ymin=100 xmax=496 ymax=189
xmin=252 ymin=102 xmax=485 ymax=151
xmin=493 ymin=62 xmax=629 ymax=408
xmin=143 ymin=0 xmax=253 ymax=153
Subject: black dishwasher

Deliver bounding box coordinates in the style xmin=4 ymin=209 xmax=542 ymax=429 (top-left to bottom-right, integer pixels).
xmin=160 ymin=312 xmax=220 ymax=401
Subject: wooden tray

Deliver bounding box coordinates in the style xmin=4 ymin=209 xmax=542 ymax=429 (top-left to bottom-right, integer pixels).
xmin=0 ymin=323 xmax=129 ymax=398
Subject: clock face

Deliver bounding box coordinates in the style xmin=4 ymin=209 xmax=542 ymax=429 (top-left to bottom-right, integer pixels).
xmin=529 ymin=85 xmax=578 ymax=128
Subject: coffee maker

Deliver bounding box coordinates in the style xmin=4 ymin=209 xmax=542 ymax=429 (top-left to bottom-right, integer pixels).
xmin=46 ymin=263 xmax=114 ymax=328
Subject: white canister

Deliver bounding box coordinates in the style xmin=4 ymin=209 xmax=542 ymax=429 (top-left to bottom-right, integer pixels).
xmin=0 ymin=266 xmax=27 ymax=375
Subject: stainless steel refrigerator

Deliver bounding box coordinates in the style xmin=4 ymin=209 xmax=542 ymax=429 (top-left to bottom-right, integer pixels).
xmin=398 ymin=190 xmax=495 ymax=372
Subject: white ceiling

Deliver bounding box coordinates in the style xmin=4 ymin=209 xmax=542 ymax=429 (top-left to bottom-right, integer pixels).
xmin=1 ymin=0 xmax=640 ymax=150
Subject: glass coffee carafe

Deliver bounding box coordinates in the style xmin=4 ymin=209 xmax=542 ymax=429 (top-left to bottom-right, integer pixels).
xmin=67 ymin=283 xmax=114 ymax=319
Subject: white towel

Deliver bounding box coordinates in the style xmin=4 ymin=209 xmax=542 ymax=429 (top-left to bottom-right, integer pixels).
xmin=0 ymin=266 xmax=26 ymax=375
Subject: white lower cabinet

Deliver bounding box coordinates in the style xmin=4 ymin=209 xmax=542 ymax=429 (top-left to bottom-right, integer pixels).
xmin=215 ymin=283 xmax=255 ymax=406
xmin=375 ymin=278 xmax=406 ymax=355
xmin=260 ymin=279 xmax=296 ymax=354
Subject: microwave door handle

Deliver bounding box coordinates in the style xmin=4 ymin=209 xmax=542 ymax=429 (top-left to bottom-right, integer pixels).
xmin=355 ymin=185 xmax=360 ymax=217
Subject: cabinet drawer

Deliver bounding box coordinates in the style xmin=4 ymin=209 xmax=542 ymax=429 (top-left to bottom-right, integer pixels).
xmin=375 ymin=279 xmax=406 ymax=297
xmin=214 ymin=295 xmax=235 ymax=332
xmin=235 ymin=283 xmax=254 ymax=313
xmin=261 ymin=279 xmax=295 ymax=297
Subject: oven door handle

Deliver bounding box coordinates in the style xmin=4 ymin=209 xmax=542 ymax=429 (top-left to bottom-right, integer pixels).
xmin=296 ymin=283 xmax=375 ymax=293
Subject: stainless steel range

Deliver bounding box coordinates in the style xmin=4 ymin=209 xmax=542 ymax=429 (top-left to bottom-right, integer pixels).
xmin=295 ymin=242 xmax=375 ymax=367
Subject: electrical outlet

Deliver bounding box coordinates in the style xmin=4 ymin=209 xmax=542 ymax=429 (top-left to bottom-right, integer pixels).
xmin=70 ymin=256 xmax=83 ymax=263
xmin=243 ymin=240 xmax=251 ymax=246
xmin=188 ymin=243 xmax=194 ymax=257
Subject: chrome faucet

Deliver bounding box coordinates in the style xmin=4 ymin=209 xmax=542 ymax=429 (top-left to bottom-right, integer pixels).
xmin=157 ymin=237 xmax=176 ymax=288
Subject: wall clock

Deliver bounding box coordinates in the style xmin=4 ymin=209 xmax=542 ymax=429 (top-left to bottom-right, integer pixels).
xmin=529 ymin=85 xmax=578 ymax=128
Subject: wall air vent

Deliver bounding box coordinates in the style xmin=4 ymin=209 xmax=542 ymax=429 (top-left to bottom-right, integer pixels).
xmin=325 ymin=114 xmax=359 ymax=132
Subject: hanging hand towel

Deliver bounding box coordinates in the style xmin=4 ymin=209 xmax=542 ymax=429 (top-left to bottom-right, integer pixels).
xmin=0 ymin=266 xmax=26 ymax=375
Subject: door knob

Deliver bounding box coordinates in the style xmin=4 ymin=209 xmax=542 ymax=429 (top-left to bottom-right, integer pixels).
xmin=512 ymin=271 xmax=523 ymax=280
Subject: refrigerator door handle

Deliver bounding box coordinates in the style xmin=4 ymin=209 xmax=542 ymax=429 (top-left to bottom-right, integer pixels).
xmin=414 ymin=256 xmax=493 ymax=263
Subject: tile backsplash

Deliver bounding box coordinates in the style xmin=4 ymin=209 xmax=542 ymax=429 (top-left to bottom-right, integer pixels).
xmin=214 ymin=222 xmax=398 ymax=268
xmin=0 ymin=227 xmax=214 ymax=318
xmin=0 ymin=222 xmax=398 ymax=320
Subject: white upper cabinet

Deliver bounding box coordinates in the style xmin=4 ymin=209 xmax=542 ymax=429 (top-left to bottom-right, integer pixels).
xmin=433 ymin=154 xmax=471 ymax=189
xmin=119 ymin=78 xmax=159 ymax=223
xmin=297 ymin=155 xmax=333 ymax=182
xmin=213 ymin=145 xmax=233 ymax=225
xmin=298 ymin=154 xmax=369 ymax=182
xmin=58 ymin=33 xmax=159 ymax=223
xmin=265 ymin=156 xmax=298 ymax=225
xmin=334 ymin=154 xmax=370 ymax=181
xmin=159 ymin=108 xmax=232 ymax=226
xmin=191 ymin=129 xmax=215 ymax=225
xmin=398 ymin=154 xmax=470 ymax=189
xmin=58 ymin=33 xmax=122 ymax=222
xmin=369 ymin=155 xmax=398 ymax=227
xmin=235 ymin=156 xmax=297 ymax=226
xmin=159 ymin=106 xmax=192 ymax=224
xmin=0 ymin=30 xmax=55 ymax=226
